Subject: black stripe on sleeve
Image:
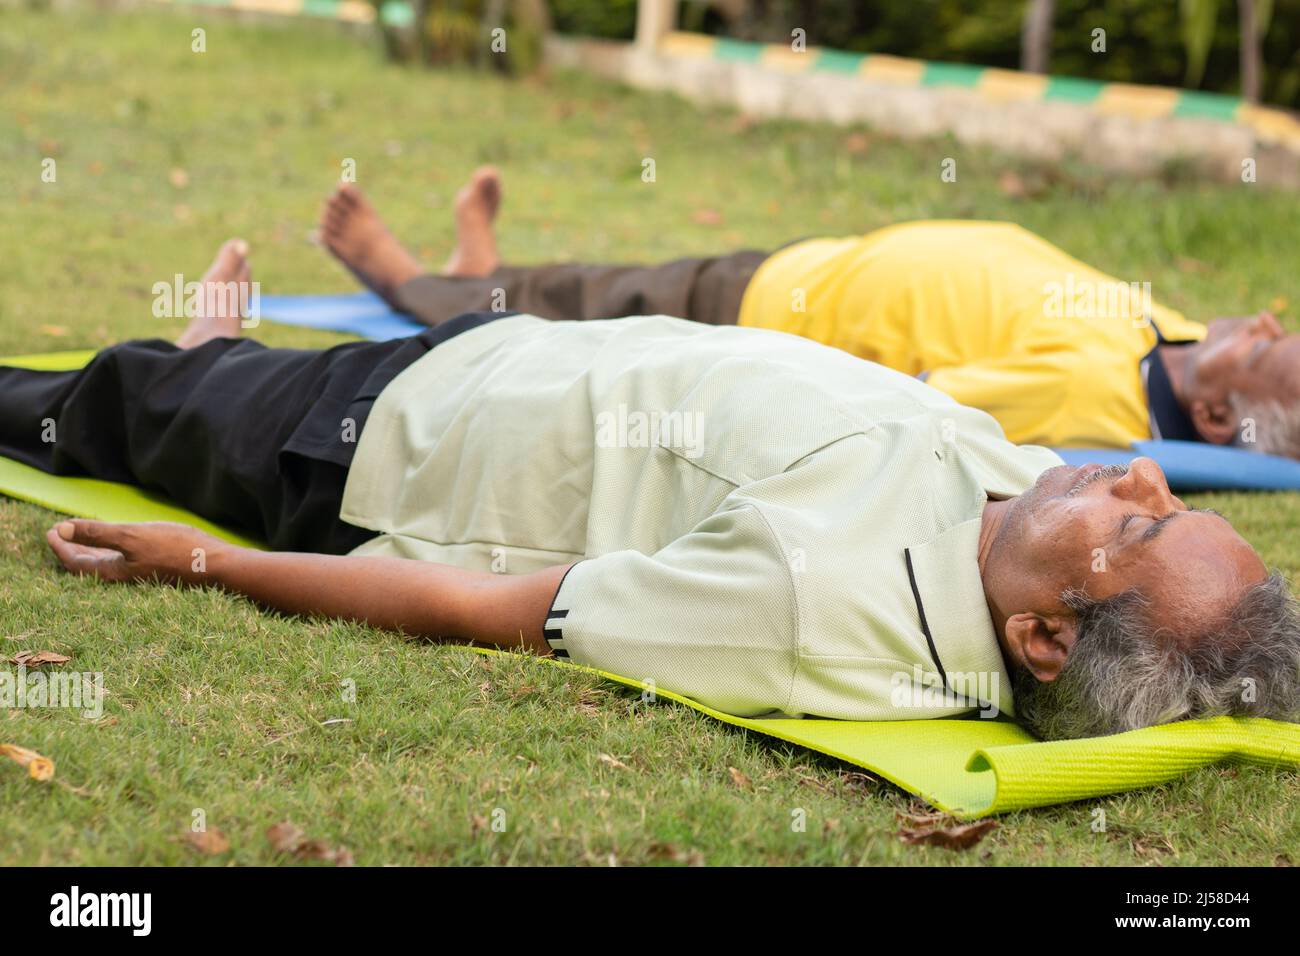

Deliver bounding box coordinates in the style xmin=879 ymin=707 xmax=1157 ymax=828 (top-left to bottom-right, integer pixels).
xmin=542 ymin=564 xmax=581 ymax=659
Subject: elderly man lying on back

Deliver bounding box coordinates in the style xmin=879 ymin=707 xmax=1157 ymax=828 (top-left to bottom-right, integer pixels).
xmin=5 ymin=239 xmax=1299 ymax=741
xmin=316 ymin=167 xmax=1300 ymax=457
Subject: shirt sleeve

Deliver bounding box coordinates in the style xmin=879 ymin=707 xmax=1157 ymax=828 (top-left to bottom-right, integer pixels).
xmin=543 ymin=504 xmax=799 ymax=718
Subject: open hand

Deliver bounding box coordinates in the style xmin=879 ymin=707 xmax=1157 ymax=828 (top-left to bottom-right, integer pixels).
xmin=45 ymin=519 xmax=227 ymax=585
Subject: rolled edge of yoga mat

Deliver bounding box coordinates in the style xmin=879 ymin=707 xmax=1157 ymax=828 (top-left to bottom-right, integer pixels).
xmin=965 ymin=715 xmax=1300 ymax=815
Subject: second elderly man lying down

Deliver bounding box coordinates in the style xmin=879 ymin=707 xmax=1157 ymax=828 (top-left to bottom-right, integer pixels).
xmin=6 ymin=240 xmax=1300 ymax=742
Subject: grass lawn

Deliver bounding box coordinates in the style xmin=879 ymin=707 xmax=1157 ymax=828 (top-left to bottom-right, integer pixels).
xmin=2 ymin=4 xmax=1299 ymax=866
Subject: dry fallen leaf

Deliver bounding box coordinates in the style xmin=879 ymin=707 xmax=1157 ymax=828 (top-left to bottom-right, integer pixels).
xmin=647 ymin=841 xmax=705 ymax=865
xmin=266 ymin=821 xmax=304 ymax=853
xmin=997 ymin=170 xmax=1028 ymax=198
xmin=169 ymin=167 xmax=189 ymax=189
xmin=727 ymin=766 xmax=752 ymax=790
xmin=577 ymin=687 xmax=604 ymax=716
xmin=843 ymin=132 xmax=871 ymax=155
xmin=898 ymin=818 xmax=997 ymax=849
xmin=1175 ymin=255 xmax=1212 ymax=275
xmin=896 ymin=809 xmax=949 ymax=828
xmin=38 ymin=325 xmax=69 ymax=337
xmin=598 ymin=752 xmax=630 ymax=770
xmin=183 ymin=828 xmax=230 ymax=855
xmin=265 ymin=821 xmax=353 ymax=865
xmin=690 ymin=208 xmax=723 ymax=226
xmin=10 ymin=650 xmax=72 ymax=667
xmin=0 ymin=743 xmax=55 ymax=782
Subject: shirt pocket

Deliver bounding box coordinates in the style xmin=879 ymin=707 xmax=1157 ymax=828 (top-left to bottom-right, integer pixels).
xmin=658 ymin=371 xmax=864 ymax=485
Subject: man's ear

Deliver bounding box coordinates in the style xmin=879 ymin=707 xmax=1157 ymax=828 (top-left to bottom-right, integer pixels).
xmin=1004 ymin=612 xmax=1077 ymax=682
xmin=1190 ymin=398 xmax=1238 ymax=445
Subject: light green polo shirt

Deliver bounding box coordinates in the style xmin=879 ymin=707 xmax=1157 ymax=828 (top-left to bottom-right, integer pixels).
xmin=340 ymin=314 xmax=1063 ymax=721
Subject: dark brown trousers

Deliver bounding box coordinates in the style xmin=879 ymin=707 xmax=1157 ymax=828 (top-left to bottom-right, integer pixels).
xmin=391 ymin=250 xmax=771 ymax=328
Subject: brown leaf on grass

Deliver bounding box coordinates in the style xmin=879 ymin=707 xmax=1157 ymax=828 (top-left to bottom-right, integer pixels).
xmin=577 ymin=687 xmax=605 ymax=716
xmin=1131 ymin=833 xmax=1175 ymax=859
xmin=183 ymin=828 xmax=230 ymax=855
xmin=1270 ymin=296 xmax=1289 ymax=315
xmin=470 ymin=813 xmax=490 ymax=836
xmin=598 ymin=752 xmax=630 ymax=771
xmin=728 ymin=113 xmax=757 ymax=134
xmin=997 ymin=170 xmax=1028 ymax=198
xmin=265 ymin=821 xmax=353 ymax=865
xmin=9 ymin=650 xmax=72 ymax=667
xmin=895 ymin=809 xmax=948 ymax=828
xmin=839 ymin=771 xmax=878 ymax=793
xmin=794 ymin=771 xmax=833 ymax=795
xmin=266 ymin=821 xmax=304 ymax=853
xmin=507 ymin=683 xmax=539 ymax=700
xmin=39 ymin=325 xmax=69 ymax=337
xmin=647 ymin=841 xmax=705 ymax=866
xmin=1175 ymin=255 xmax=1212 ymax=275
xmin=168 ymin=167 xmax=189 ymax=189
xmin=898 ymin=818 xmax=997 ymax=849
xmin=690 ymin=208 xmax=724 ymax=227
xmin=296 ymin=839 xmax=354 ymax=866
xmin=843 ymin=132 xmax=871 ymax=155
xmin=0 ymin=743 xmax=54 ymax=782
xmin=727 ymin=766 xmax=752 ymax=790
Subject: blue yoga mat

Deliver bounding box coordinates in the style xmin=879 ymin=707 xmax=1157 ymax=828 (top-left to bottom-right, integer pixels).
xmin=255 ymin=291 xmax=427 ymax=341
xmin=1053 ymin=441 xmax=1300 ymax=492
xmin=254 ymin=293 xmax=1300 ymax=492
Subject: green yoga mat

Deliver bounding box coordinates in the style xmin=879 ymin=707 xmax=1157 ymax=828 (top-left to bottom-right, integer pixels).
xmin=5 ymin=350 xmax=1300 ymax=817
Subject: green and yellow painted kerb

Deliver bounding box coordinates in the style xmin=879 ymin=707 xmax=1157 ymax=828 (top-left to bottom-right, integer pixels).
xmin=148 ymin=0 xmax=416 ymax=28
xmin=661 ymin=30 xmax=1300 ymax=152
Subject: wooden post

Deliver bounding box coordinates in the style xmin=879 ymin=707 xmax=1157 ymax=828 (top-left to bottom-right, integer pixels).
xmin=1239 ymin=0 xmax=1262 ymax=104
xmin=636 ymin=0 xmax=678 ymax=52
xmin=1020 ymin=0 xmax=1055 ymax=75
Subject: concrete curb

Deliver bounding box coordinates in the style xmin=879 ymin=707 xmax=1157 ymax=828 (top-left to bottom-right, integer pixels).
xmin=545 ymin=32 xmax=1300 ymax=187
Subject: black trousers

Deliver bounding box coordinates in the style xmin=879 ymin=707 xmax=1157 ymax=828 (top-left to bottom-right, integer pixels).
xmin=391 ymin=250 xmax=771 ymax=328
xmin=0 ymin=311 xmax=510 ymax=554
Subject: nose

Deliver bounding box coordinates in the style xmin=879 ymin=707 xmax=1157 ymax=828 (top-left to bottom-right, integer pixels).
xmin=1111 ymin=457 xmax=1185 ymax=510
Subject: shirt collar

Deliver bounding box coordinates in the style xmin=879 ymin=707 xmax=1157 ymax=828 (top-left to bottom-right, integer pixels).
xmin=904 ymin=515 xmax=1016 ymax=719
xmin=1141 ymin=326 xmax=1200 ymax=443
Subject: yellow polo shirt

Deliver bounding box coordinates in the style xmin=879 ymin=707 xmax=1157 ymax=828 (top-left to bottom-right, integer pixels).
xmin=341 ymin=314 xmax=1063 ymax=721
xmin=737 ymin=221 xmax=1208 ymax=448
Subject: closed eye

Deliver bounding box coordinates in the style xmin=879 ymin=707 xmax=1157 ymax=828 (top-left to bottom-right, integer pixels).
xmin=1142 ymin=513 xmax=1177 ymax=542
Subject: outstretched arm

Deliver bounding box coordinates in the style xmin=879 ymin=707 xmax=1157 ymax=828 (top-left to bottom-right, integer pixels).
xmin=45 ymin=519 xmax=569 ymax=655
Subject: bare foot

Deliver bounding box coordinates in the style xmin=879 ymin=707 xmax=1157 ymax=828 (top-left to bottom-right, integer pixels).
xmin=176 ymin=239 xmax=252 ymax=349
xmin=443 ymin=166 xmax=502 ymax=278
xmin=319 ymin=184 xmax=424 ymax=306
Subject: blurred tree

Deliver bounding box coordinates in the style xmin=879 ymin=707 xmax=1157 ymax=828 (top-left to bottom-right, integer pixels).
xmin=370 ymin=0 xmax=547 ymax=73
xmin=706 ymin=0 xmax=1300 ymax=109
xmin=1021 ymin=0 xmax=1055 ymax=73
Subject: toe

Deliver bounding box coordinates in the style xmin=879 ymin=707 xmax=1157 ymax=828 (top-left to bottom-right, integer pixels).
xmin=207 ymin=238 xmax=247 ymax=279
